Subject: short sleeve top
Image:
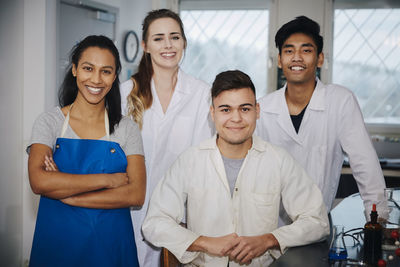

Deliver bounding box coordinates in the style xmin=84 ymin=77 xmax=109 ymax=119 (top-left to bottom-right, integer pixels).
xmin=27 ymin=107 xmax=144 ymax=156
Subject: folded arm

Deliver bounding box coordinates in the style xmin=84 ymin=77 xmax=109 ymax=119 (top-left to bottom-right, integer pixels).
xmin=28 ymin=143 xmax=128 ymax=199
xmin=61 ymin=154 xmax=146 ymax=209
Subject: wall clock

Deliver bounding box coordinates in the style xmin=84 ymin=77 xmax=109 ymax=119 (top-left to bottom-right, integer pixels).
xmin=123 ymin=30 xmax=139 ymax=63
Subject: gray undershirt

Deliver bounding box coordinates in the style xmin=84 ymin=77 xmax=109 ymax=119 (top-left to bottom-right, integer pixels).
xmin=221 ymin=155 xmax=245 ymax=197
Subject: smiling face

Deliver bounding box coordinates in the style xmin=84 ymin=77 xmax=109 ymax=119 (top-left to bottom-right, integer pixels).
xmin=278 ymin=33 xmax=324 ymax=87
xmin=211 ymin=88 xmax=259 ymax=149
xmin=72 ymin=46 xmax=116 ymax=106
xmin=143 ymin=17 xmax=186 ymax=71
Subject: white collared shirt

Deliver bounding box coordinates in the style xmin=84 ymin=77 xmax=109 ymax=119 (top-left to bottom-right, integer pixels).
xmin=256 ymin=79 xmax=388 ymax=218
xmin=142 ymin=135 xmax=329 ymax=267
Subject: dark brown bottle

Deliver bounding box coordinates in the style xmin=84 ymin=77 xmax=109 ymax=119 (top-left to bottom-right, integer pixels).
xmin=363 ymin=204 xmax=382 ymax=266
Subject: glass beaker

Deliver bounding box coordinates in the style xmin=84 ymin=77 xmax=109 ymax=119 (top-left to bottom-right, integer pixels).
xmin=329 ymin=225 xmax=348 ymax=261
xmin=382 ymin=188 xmax=400 ymax=250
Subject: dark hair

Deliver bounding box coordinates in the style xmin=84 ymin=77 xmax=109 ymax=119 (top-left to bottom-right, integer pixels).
xmin=211 ymin=70 xmax=256 ymax=102
xmin=58 ymin=35 xmax=122 ymax=134
xmin=127 ymin=9 xmax=187 ymax=128
xmin=275 ymin=16 xmax=323 ymax=55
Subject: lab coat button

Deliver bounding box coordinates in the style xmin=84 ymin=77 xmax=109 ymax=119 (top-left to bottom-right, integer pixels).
xmin=110 ymin=148 xmax=116 ymax=153
xmin=56 ymin=144 xmax=60 ymax=149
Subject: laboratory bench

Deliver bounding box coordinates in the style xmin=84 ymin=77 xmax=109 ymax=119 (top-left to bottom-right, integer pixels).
xmin=270 ymin=190 xmax=400 ymax=267
xmin=337 ymin=159 xmax=400 ymax=199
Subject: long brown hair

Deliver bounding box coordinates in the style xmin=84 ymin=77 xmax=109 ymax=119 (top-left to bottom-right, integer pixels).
xmin=127 ymin=9 xmax=187 ymax=128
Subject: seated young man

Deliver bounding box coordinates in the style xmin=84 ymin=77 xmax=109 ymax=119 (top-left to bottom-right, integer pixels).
xmin=142 ymin=70 xmax=329 ymax=266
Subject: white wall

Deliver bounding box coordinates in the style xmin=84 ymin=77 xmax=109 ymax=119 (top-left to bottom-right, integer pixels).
xmin=22 ymin=1 xmax=54 ymax=265
xmin=92 ymin=0 xmax=152 ymax=80
xmin=152 ymin=0 xmax=179 ymax=11
xmin=0 ymin=0 xmax=24 ymax=265
xmin=117 ymin=0 xmax=152 ymax=80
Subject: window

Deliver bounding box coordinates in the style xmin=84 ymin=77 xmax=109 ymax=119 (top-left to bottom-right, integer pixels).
xmin=180 ymin=3 xmax=269 ymax=98
xmin=333 ymin=7 xmax=400 ymax=126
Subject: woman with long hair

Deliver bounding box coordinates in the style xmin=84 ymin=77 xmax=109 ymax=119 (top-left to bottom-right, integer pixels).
xmin=120 ymin=9 xmax=214 ymax=267
xmin=28 ymin=35 xmax=145 ymax=266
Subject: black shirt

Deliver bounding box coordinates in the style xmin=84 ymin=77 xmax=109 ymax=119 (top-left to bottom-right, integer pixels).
xmin=290 ymin=105 xmax=308 ymax=133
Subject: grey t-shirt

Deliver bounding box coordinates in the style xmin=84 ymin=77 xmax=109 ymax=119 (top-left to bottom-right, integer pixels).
xmin=221 ymin=155 xmax=244 ymax=197
xmin=27 ymin=107 xmax=144 ymax=156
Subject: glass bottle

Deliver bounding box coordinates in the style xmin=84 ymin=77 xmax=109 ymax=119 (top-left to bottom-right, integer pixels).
xmin=329 ymin=225 xmax=348 ymax=261
xmin=363 ymin=204 xmax=382 ymax=265
xmin=382 ymin=188 xmax=400 ymax=250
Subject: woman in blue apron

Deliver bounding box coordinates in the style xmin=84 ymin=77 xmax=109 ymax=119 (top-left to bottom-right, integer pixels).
xmin=27 ymin=35 xmax=145 ymax=267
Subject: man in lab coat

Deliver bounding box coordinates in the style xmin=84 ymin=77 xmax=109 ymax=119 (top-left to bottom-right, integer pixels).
xmin=142 ymin=70 xmax=329 ymax=266
xmin=256 ymin=16 xmax=388 ymax=220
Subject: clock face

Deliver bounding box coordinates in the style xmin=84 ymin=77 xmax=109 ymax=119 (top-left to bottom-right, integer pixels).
xmin=124 ymin=31 xmax=139 ymax=63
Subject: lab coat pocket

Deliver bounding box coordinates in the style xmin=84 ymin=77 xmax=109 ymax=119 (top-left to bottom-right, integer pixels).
xmin=251 ymin=192 xmax=275 ymax=206
xmin=248 ymin=192 xmax=278 ymax=230
xmin=167 ymin=115 xmax=194 ymax=156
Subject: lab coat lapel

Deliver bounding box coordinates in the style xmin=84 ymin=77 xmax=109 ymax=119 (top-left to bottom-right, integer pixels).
xmin=275 ymin=87 xmax=303 ymax=146
xmin=209 ymin=139 xmax=231 ymax=195
xmin=161 ymin=70 xmax=188 ymax=116
xmin=150 ymin=72 xmax=186 ymax=119
xmin=150 ymin=80 xmax=165 ymax=118
xmin=297 ymin=79 xmax=326 ymax=139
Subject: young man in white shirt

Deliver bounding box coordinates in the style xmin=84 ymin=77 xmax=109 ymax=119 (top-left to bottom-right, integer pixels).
xmin=142 ymin=70 xmax=329 ymax=266
xmin=256 ymin=16 xmax=388 ymax=219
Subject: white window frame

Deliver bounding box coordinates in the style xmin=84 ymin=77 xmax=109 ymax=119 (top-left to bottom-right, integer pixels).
xmin=179 ymin=0 xmax=270 ymax=97
xmin=333 ymin=0 xmax=400 ymax=134
xmin=179 ymin=0 xmax=269 ymax=11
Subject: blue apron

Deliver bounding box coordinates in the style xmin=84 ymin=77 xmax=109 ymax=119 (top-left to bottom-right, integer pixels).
xmin=30 ymin=108 xmax=139 ymax=267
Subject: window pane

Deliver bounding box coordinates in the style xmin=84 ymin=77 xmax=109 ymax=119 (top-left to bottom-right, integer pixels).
xmin=180 ymin=10 xmax=269 ymax=98
xmin=333 ymin=9 xmax=400 ymax=125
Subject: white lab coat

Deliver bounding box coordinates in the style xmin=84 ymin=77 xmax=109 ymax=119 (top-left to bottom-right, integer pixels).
xmin=120 ymin=69 xmax=214 ymax=267
xmin=255 ymin=79 xmax=388 ymax=219
xmin=142 ymin=135 xmax=329 ymax=267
